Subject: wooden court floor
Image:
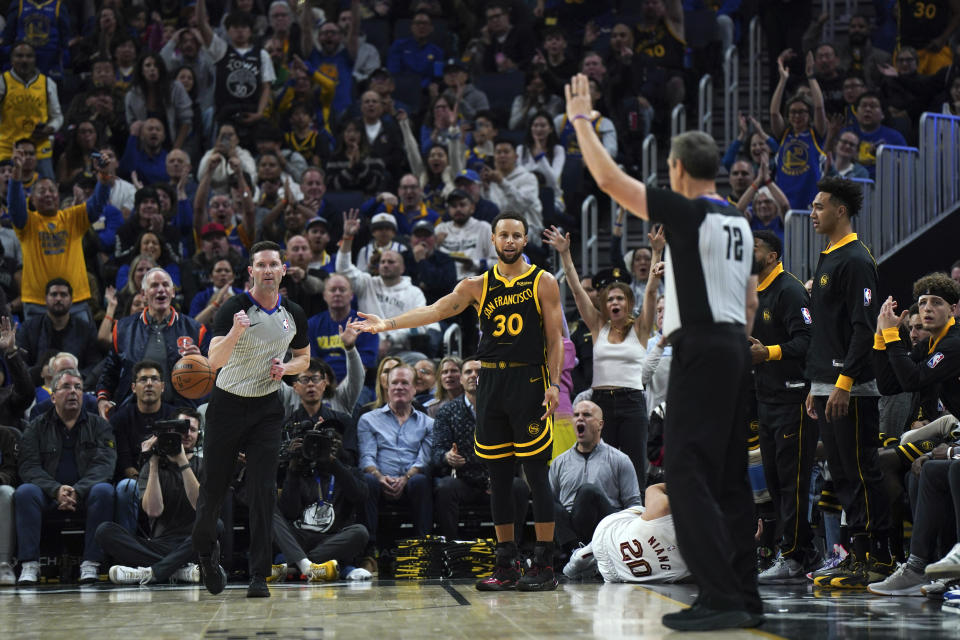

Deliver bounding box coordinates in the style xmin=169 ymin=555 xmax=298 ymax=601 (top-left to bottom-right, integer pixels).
xmin=0 ymin=580 xmax=957 ymax=639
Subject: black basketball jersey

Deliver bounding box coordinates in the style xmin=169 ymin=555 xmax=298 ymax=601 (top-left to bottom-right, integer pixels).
xmin=635 ymin=20 xmax=686 ymax=71
xmin=898 ymin=0 xmax=947 ymax=48
xmin=475 ymin=263 xmax=546 ymax=364
xmin=215 ymin=45 xmax=262 ymax=111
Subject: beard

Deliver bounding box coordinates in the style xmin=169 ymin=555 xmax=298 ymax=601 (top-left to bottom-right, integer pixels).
xmin=48 ymin=304 xmax=70 ymax=317
xmin=752 ymin=257 xmax=765 ymax=275
xmin=849 ymin=33 xmax=867 ymax=46
xmin=496 ymin=247 xmax=522 ymax=264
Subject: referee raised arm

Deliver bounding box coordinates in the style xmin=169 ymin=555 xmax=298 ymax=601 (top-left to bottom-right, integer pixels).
xmin=567 ymin=73 xmax=762 ymax=631
xmin=191 ymin=241 xmax=311 ymax=598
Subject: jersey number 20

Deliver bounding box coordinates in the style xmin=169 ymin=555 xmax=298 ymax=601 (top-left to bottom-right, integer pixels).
xmin=619 ymin=539 xmax=652 ymax=578
xmin=491 ymin=313 xmax=523 ymax=337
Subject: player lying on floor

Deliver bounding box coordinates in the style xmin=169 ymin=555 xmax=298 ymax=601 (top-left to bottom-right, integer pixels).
xmin=563 ymin=483 xmax=691 ymax=583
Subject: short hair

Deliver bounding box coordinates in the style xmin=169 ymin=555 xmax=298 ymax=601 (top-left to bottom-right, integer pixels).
xmin=912 ymin=272 xmax=960 ymax=305
xmin=815 ymin=42 xmax=837 ymax=56
xmin=492 ymin=136 xmax=516 ymax=149
xmin=209 ymin=258 xmax=234 ymax=276
xmin=669 ymin=131 xmax=719 ymax=180
xmin=45 ymin=277 xmax=72 ymax=295
xmin=11 ymin=40 xmax=34 ymax=54
xmin=133 ymin=359 xmax=164 ymax=378
xmin=753 ymin=230 xmax=783 ymax=261
xmin=855 ymin=91 xmax=882 ymax=109
xmin=135 ymin=186 xmax=159 ymax=211
xmin=474 ymin=110 xmax=496 ymax=126
xmin=250 ymin=240 xmax=284 ymax=264
xmin=908 ymin=302 xmax=920 ymax=316
xmin=488 ymin=0 xmax=511 ymax=13
xmin=224 ymin=11 xmax=255 ymax=29
xmin=51 ymin=367 xmax=82 ymax=391
xmin=176 ymin=406 xmax=203 ymax=430
xmin=141 ymin=267 xmax=172 ymax=291
xmin=492 ymin=211 xmax=528 ymax=235
xmin=951 ymin=259 xmax=960 ymax=271
xmin=14 ymin=138 xmax=36 ymax=149
xmin=50 ymin=351 xmax=78 ymax=369
xmin=303 ymin=357 xmax=337 ymax=399
xmin=542 ymin=26 xmax=565 ymax=41
xmin=302 ymin=166 xmax=326 ymax=181
xmin=388 ymin=363 xmax=416 ymax=382
xmin=817 ymin=176 xmax=863 ymax=217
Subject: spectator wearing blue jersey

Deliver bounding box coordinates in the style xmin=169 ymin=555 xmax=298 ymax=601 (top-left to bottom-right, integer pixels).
xmin=387 ymin=11 xmax=444 ymax=88
xmin=842 ymin=92 xmax=906 ymax=180
xmin=302 ymin=4 xmax=357 ymax=114
xmin=308 ymin=274 xmax=378 ymax=383
xmin=770 ymin=49 xmax=828 ymax=210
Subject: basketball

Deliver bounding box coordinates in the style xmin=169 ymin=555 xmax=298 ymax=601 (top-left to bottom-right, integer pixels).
xmin=171 ymin=354 xmax=215 ymax=399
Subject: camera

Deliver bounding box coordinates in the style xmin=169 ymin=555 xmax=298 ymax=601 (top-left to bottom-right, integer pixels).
xmin=301 ymin=426 xmax=340 ymax=462
xmin=150 ymin=419 xmax=190 ymax=458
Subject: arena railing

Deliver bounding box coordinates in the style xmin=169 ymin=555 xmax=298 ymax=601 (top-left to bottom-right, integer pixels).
xmin=443 ymin=323 xmax=461 ymax=358
xmin=671 ymin=103 xmax=686 ymax=139
xmin=783 ymin=209 xmax=817 ymax=281
xmin=723 ymin=46 xmax=739 ymax=149
xmin=698 ymin=74 xmax=713 ymax=136
xmin=553 ymin=195 xmax=599 ymax=308
xmin=918 ymin=112 xmax=960 ymax=224
xmin=872 ymin=144 xmax=920 ymax=257
xmin=748 ymin=16 xmax=762 ymax=118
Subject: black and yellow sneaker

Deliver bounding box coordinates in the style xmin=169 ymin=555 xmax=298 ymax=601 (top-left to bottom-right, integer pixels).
xmin=811 ymin=552 xmax=856 ymax=585
xmin=818 ymin=559 xmax=870 ymax=589
xmin=865 ymin=556 xmax=896 ymax=583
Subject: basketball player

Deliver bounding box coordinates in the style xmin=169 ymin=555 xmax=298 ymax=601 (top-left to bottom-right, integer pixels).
xmin=350 ymin=211 xmax=565 ymax=591
xmin=567 ymin=73 xmax=762 ymax=631
xmin=191 ymin=241 xmax=311 ymax=598
xmin=562 ymin=484 xmax=690 ymax=584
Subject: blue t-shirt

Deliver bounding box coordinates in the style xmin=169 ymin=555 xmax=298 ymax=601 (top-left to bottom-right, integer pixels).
xmin=307 ymin=310 xmax=379 ymax=381
xmin=749 ymin=212 xmax=785 ymax=244
xmin=844 ymin=124 xmax=907 ymax=180
xmin=306 ymin=47 xmax=354 ymax=113
xmin=386 ymin=38 xmax=444 ymax=87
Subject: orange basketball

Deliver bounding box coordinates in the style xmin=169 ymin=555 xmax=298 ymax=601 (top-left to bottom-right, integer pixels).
xmin=171 ymin=354 xmax=216 ymax=399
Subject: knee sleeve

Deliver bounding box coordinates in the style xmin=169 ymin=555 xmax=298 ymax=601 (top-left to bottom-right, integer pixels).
xmin=521 ymin=460 xmax=553 ymax=524
xmin=487 ymin=459 xmax=517 ymax=525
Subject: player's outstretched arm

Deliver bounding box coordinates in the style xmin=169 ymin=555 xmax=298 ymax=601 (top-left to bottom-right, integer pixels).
xmin=565 ymin=73 xmax=649 ymax=220
xmin=349 ymin=277 xmax=482 ymax=334
xmin=538 ymin=272 xmax=564 ymax=420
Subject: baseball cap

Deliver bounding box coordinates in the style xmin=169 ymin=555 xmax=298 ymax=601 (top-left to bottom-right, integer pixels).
xmin=370 ymin=212 xmax=397 ymax=230
xmin=305 ymin=215 xmax=329 ymax=230
xmin=443 ymin=58 xmax=467 ymax=73
xmin=370 ymin=67 xmax=392 ymax=79
xmin=200 ymin=222 xmax=227 ymax=238
xmin=592 ymin=267 xmax=632 ymax=289
xmin=446 ymin=188 xmax=471 ymax=204
xmin=411 ymin=220 xmax=435 ymax=236
xmin=454 ymin=169 xmax=481 ymax=184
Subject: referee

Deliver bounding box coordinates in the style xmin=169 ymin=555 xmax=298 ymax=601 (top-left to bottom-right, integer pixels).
xmin=191 ymin=241 xmax=311 ymax=598
xmin=567 ymin=74 xmax=762 ymax=631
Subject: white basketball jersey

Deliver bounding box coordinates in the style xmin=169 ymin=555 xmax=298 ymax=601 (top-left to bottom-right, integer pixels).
xmin=592 ymin=507 xmax=690 ymax=584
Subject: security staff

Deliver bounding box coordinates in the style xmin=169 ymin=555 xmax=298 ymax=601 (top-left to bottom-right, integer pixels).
xmin=568 ymin=72 xmax=761 ymax=632
xmin=748 ymin=230 xmax=819 ymax=583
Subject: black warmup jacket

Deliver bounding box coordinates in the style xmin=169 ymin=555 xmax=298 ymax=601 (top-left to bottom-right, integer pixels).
xmin=753 ymin=264 xmax=812 ymax=404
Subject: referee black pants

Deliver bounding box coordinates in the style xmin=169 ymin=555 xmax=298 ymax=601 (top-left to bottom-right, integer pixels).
xmin=664 ymin=326 xmax=760 ymax=613
xmin=757 ymin=401 xmax=819 ymax=563
xmin=192 ymin=388 xmax=284 ymax=579
xmin=813 ymin=395 xmax=891 ymax=538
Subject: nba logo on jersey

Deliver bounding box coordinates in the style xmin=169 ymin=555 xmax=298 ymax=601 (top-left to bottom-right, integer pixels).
xmin=801 ymin=308 xmax=812 ymax=324
xmin=282 ymin=318 xmax=290 ymax=332
xmin=863 ymin=288 xmax=872 ymax=306
xmin=928 ymin=352 xmax=944 ymax=368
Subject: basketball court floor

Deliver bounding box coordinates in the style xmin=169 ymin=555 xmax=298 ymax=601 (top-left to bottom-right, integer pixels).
xmin=1 ymin=580 xmax=956 ymax=639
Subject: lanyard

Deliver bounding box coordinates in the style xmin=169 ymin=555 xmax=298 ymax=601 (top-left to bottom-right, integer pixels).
xmin=315 ymin=474 xmax=335 ymax=504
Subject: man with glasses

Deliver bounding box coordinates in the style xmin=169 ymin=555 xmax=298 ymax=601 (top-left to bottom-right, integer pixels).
xmin=481 ymin=0 xmax=535 ymax=73
xmin=387 ymin=11 xmax=444 ymax=88
xmin=827 ymin=131 xmax=869 ymax=180
xmin=109 ymin=359 xmax=178 ymax=533
xmin=302 ymin=1 xmax=358 ymax=113
xmin=842 ymin=92 xmax=906 ymax=179
xmin=14 ymin=368 xmax=116 ymax=585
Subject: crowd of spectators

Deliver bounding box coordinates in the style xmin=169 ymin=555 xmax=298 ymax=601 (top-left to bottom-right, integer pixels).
xmin=0 ymin=0 xmax=959 ymax=597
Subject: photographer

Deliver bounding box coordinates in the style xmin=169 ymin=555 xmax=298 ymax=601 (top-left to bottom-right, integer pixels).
xmin=271 ymin=425 xmax=370 ymax=582
xmin=95 ymin=409 xmax=205 ymax=585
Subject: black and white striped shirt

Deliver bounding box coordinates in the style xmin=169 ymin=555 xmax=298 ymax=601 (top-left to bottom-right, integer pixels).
xmin=213 ymin=293 xmax=309 ymax=397
xmin=648 ymin=189 xmax=753 ymax=337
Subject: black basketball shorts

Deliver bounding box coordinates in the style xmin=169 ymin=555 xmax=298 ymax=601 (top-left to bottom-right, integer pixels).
xmin=474 ymin=361 xmax=553 ymax=461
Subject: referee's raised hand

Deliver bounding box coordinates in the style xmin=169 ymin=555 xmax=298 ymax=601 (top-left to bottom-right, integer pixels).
xmin=232 ymin=310 xmax=251 ymax=334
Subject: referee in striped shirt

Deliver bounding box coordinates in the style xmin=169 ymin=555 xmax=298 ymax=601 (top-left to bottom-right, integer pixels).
xmin=191 ymin=241 xmax=311 ymax=598
xmin=568 ymin=74 xmax=762 ymax=631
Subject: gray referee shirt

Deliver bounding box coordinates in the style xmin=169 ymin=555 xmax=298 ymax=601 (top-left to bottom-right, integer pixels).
xmin=647 ymin=189 xmax=753 ymax=337
xmin=213 ymin=292 xmax=309 ymax=398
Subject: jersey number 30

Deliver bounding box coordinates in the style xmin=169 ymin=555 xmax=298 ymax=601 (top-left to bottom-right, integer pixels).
xmin=491 ymin=313 xmax=523 ymax=337
xmin=619 ymin=539 xmax=652 ymax=578
xmin=723 ymin=224 xmax=744 ymax=261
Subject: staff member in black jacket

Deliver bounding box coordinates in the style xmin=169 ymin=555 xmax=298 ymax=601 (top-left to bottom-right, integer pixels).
xmin=804 ymin=177 xmax=893 ymax=589
xmin=748 ymin=231 xmax=819 ymax=583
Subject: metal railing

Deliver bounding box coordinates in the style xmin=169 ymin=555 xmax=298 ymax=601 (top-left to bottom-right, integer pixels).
xmin=698 ymin=74 xmax=713 ymax=136
xmin=443 ymin=323 xmax=461 ymax=357
xmin=581 ymin=194 xmax=599 ymax=276
xmin=748 ymin=16 xmax=762 ymax=118
xmin=782 ymin=209 xmax=817 ymax=280
xmin=641 ymin=134 xmax=658 ymax=187
xmin=919 ymin=113 xmax=960 ymax=222
xmin=873 ymin=145 xmax=920 ymax=257
xmin=671 ymin=103 xmax=686 ymax=139
xmin=723 ymin=46 xmax=739 ymax=149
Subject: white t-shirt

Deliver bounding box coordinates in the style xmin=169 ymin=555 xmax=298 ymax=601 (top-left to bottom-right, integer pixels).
xmin=435 ymin=217 xmax=496 ymax=280
xmin=591 ymin=507 xmax=690 ymax=584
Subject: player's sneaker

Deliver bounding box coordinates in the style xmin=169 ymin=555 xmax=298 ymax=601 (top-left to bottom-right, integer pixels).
xmin=17 ymin=561 xmax=39 ymax=586
xmin=943 ymin=586 xmax=960 ymax=615
xmin=266 ymin=564 xmax=287 ymax=583
xmin=813 ymin=554 xmax=866 ymax=589
xmin=865 ymin=556 xmax=896 ymax=582
xmin=109 ymin=565 xmax=153 ymax=585
xmin=925 ymin=543 xmax=960 ymax=579
xmin=563 ymin=545 xmax=597 ymax=580
xmin=79 ymin=561 xmax=100 ymax=584
xmin=307 ymin=560 xmax=339 ymax=582
xmin=518 ymin=562 xmax=558 ymax=591
xmin=811 ymin=550 xmax=856 ymax=585
xmin=922 ymin=578 xmax=960 ymax=599
xmin=476 ymin=562 xmax=521 ymax=591
xmin=758 ymin=554 xmax=803 ymax=583
xmin=867 ymin=563 xmax=926 ymax=596
xmin=171 ymin=563 xmax=200 ymax=584
xmin=807 ymin=544 xmax=848 ymax=580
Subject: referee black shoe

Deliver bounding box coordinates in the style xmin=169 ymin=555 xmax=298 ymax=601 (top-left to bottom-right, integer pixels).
xmin=246 ymin=574 xmax=270 ymax=598
xmin=198 ymin=541 xmax=228 ymax=595
xmin=661 ymin=603 xmax=754 ymax=631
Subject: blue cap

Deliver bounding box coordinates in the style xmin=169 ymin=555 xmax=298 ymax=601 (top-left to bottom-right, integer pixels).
xmin=455 ymin=169 xmax=481 ymax=184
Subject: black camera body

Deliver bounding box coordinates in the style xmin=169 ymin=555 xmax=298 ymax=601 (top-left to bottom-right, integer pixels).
xmin=150 ymin=419 xmax=190 ymax=458
xmin=301 ymin=427 xmax=339 ymax=462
